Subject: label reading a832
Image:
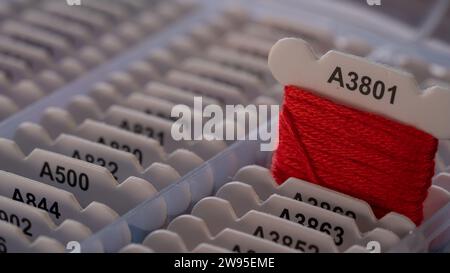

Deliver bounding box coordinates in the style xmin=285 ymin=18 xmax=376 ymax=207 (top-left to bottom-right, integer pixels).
xmin=327 ymin=66 xmax=398 ymax=105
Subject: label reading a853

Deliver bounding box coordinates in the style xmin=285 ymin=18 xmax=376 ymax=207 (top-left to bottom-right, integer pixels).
xmin=327 ymin=66 xmax=397 ymax=105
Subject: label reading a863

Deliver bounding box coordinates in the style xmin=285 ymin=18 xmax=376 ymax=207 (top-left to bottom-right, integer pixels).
xmin=327 ymin=66 xmax=398 ymax=105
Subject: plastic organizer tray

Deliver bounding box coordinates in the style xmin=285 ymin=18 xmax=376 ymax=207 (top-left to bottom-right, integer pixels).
xmin=0 ymin=0 xmax=449 ymax=253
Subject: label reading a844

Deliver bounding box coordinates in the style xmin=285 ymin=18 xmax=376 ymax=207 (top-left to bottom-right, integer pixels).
xmin=327 ymin=66 xmax=398 ymax=105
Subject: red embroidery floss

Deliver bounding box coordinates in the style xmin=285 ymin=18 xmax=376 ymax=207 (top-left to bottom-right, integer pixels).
xmin=271 ymin=85 xmax=438 ymax=225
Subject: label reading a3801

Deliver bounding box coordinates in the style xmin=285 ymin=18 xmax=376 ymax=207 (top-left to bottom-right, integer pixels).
xmin=327 ymin=66 xmax=398 ymax=105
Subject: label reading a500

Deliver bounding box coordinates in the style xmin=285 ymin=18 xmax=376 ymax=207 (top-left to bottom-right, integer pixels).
xmin=39 ymin=162 xmax=90 ymax=191
xmin=327 ymin=66 xmax=398 ymax=104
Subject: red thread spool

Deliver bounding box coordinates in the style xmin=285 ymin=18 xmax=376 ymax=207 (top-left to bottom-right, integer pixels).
xmin=272 ymin=85 xmax=438 ymax=225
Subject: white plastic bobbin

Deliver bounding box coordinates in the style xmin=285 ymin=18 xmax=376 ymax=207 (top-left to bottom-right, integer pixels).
xmin=268 ymin=38 xmax=450 ymax=139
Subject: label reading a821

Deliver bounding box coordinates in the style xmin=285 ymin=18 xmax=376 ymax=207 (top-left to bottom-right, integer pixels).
xmin=327 ymin=66 xmax=398 ymax=105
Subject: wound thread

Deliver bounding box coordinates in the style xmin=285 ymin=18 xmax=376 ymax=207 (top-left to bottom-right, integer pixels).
xmin=271 ymin=85 xmax=438 ymax=225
